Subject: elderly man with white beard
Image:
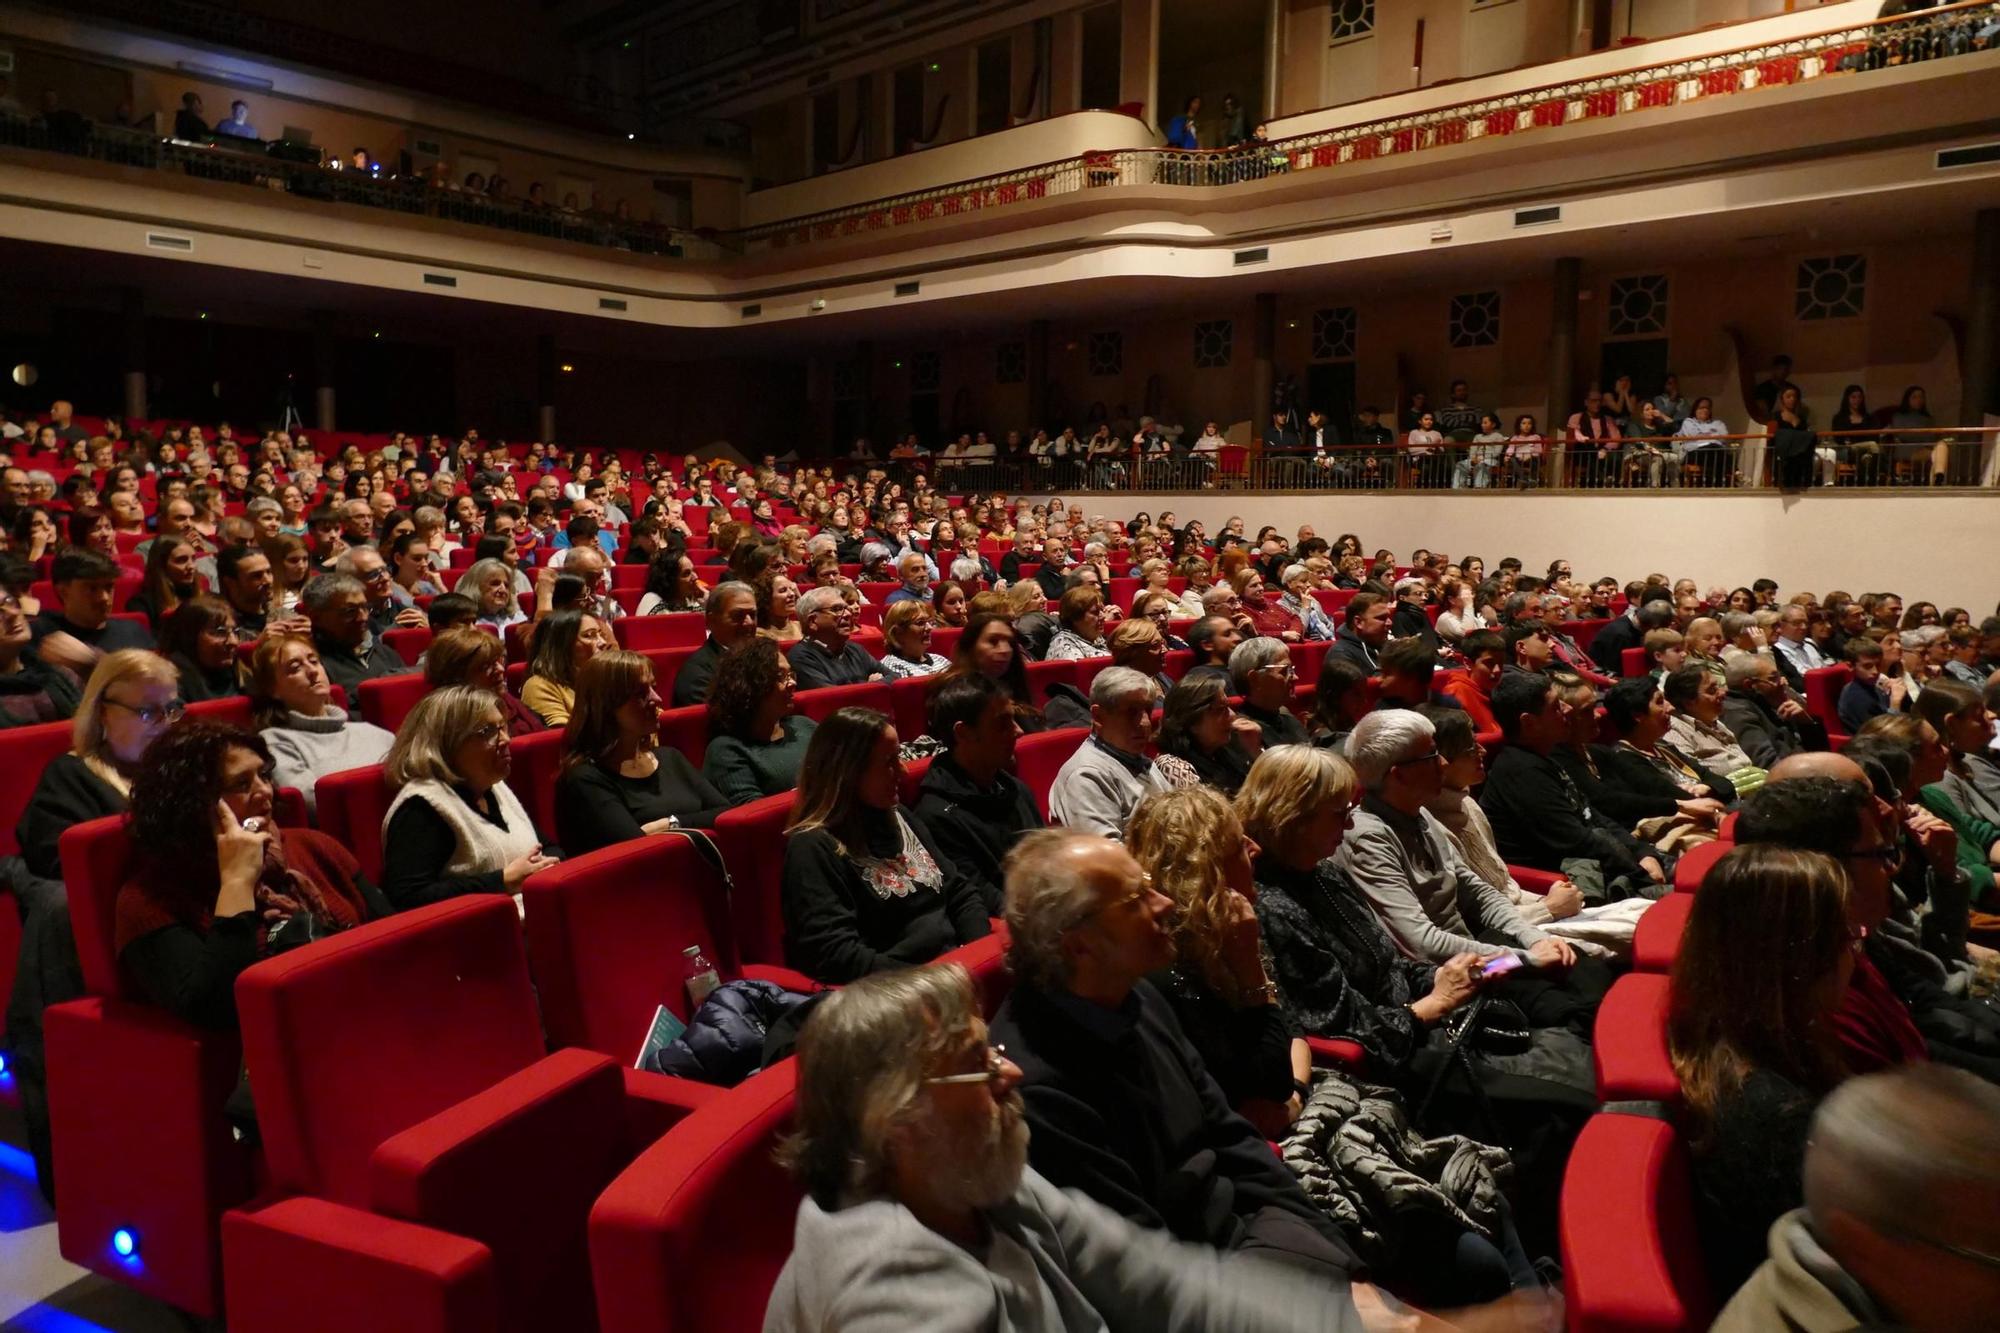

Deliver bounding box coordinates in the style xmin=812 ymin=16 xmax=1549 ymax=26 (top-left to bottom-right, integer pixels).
xmin=763 ymin=961 xmax=1365 ymax=1333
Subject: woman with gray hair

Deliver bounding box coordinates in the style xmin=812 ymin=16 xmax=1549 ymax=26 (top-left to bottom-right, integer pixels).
xmin=455 ymin=557 xmax=527 ymax=629
xmin=1230 ymin=637 xmax=1309 ymax=748
xmin=379 ymin=685 xmax=556 ymax=912
xmin=1276 ymin=565 xmax=1336 ymax=642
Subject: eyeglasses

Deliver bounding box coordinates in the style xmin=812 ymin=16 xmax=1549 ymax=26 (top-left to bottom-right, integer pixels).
xmin=470 ymin=722 xmax=508 ymax=744
xmin=105 ymin=697 xmax=185 ymax=726
xmin=924 ymin=1043 xmax=1009 ymax=1087
xmin=1392 ymin=748 xmax=1444 ymax=768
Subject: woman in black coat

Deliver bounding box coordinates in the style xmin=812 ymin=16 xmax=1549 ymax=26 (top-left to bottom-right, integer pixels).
xmin=553 ymin=650 xmax=729 ymax=855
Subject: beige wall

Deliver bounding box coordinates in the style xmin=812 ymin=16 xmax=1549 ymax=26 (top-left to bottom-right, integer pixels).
xmin=1112 ymin=490 xmax=2000 ymax=613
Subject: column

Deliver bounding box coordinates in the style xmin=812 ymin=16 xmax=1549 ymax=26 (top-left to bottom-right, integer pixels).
xmin=311 ymin=310 xmax=337 ymax=432
xmin=1547 ymin=257 xmax=1580 ymax=486
xmin=1262 ymin=0 xmax=1284 ymax=119
xmin=1965 ymin=209 xmax=1999 ymax=422
xmin=535 ymin=333 xmax=559 ymax=444
xmin=120 ymin=287 xmax=146 ymax=423
xmin=1026 ymin=319 xmax=1050 ymax=440
xmin=1119 ymin=0 xmax=1159 ymax=122
xmin=1250 ymin=292 xmax=1277 ymax=454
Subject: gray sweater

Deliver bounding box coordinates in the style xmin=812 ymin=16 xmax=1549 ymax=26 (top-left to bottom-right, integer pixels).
xmin=1049 ymin=736 xmax=1170 ymax=840
xmin=1333 ymin=794 xmax=1547 ymax=962
xmin=262 ymin=707 xmax=397 ymax=815
xmin=763 ymin=1168 xmax=1359 ymax=1333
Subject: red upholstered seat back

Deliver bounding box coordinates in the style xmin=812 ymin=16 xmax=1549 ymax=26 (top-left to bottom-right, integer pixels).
xmin=382 ymin=626 xmax=433 ymax=664
xmin=1622 ymin=646 xmax=1647 ymax=677
xmin=930 ymin=625 xmax=962 ymax=659
xmin=1561 ymin=1114 xmax=1713 ymax=1333
xmin=794 ymin=681 xmax=891 ymax=725
xmin=888 ymin=674 xmax=932 ymax=742
xmin=711 ymin=791 xmax=798 ymax=966
xmin=0 ymin=720 xmax=78 ymax=857
xmin=509 ymin=728 xmax=567 ymax=842
xmin=237 ymin=896 xmax=547 ymax=1205
xmin=591 ymin=1060 xmax=802 ymax=1333
xmin=1672 ymin=838 xmax=1732 ymax=893
xmin=359 ymin=672 xmax=430 ymax=732
xmin=1071 ymin=655 xmax=1115 ymax=695
xmin=1023 ymin=658 xmax=1075 ymax=705
xmin=1592 ymin=973 xmax=1680 ymax=1106
xmin=1632 ymin=890 xmax=1693 ymax=973
xmin=1016 ymin=727 xmax=1090 ymax=819
xmin=58 ymin=815 xmax=137 ymax=1000
xmin=1290 ymin=639 xmax=1332 ymax=685
xmin=521 ymin=836 xmax=741 ymax=1060
xmin=185 ymin=696 xmax=254 ymax=729
xmin=1803 ymin=664 xmax=1852 ymax=742
xmin=657 ymin=704 xmax=710 ymax=765
xmin=614 ymin=614 xmax=707 ymax=652
xmin=314 ymin=765 xmax=394 ymax=882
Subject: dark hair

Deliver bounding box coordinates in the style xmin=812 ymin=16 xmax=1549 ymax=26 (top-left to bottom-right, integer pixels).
xmin=1603 ymin=675 xmax=1662 ymax=735
xmin=157 ymin=594 xmax=234 ymax=663
xmin=787 ymin=707 xmax=899 ymax=854
xmin=927 ymin=671 xmax=1004 ymax=743
xmin=473 ymin=534 xmax=512 ymax=563
xmin=1735 ymin=776 xmax=1872 ymax=854
xmin=215 ymin=542 xmax=263 ymax=585
xmin=1309 ymin=658 xmax=1370 ymax=736
xmin=1840 ymin=737 xmax=1909 ymax=800
xmin=706 ymin=637 xmax=790 ymax=739
xmin=948 ymin=611 xmax=1031 ymax=707
xmin=1379 ymin=637 xmax=1435 ymax=680
xmin=526 ymin=609 xmax=595 ymax=688
xmin=1460 ymin=629 xmax=1505 ymax=662
xmin=644 ymin=545 xmax=688 ymax=603
xmin=129 ymin=721 xmax=273 ymax=916
xmin=1662 ymin=664 xmax=1709 ymax=709
xmin=1423 ymin=703 xmax=1476 ymax=759
xmin=52 ymin=546 xmax=119 ymax=585
xmin=1490 ymin=671 xmax=1554 ymax=740
xmin=1343 ymin=591 xmax=1386 ymax=625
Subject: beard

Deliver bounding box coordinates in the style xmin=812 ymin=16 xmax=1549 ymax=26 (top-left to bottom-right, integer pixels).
xmin=911 ymin=1089 xmax=1030 ymax=1212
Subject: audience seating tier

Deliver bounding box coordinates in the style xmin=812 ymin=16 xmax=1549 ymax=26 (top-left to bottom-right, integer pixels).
xmin=1015 ymin=727 xmax=1091 ymax=820
xmin=1560 ymin=1113 xmax=1714 ymax=1333
xmin=709 ymin=793 xmax=798 ymax=968
xmin=1631 ymin=892 xmax=1692 ymax=973
xmin=1593 ymin=973 xmax=1679 ymax=1108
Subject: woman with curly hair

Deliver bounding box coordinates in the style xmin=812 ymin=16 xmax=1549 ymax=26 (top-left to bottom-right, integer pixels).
xmin=635 ymin=546 xmax=705 ymax=616
xmin=116 ymin=721 xmax=382 ymax=1030
xmin=702 ymin=637 xmax=817 ymax=805
xmin=757 ymin=572 xmax=804 ymax=646
xmin=1127 ymin=786 xmax=1536 ymax=1306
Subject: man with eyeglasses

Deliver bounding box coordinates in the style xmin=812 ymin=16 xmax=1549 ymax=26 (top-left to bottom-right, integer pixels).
xmin=1716 ymin=1064 xmax=2000 ymax=1333
xmin=1228 ymin=637 xmax=1310 ymax=748
xmin=765 ymin=964 xmax=1357 ymax=1333
xmin=301 ymin=572 xmax=407 ymax=720
xmin=31 ymin=548 xmax=154 ymax=673
xmin=985 ymin=831 xmax=1385 ymax=1317
xmin=335 ymin=546 xmax=428 ymax=636
xmin=1048 ymin=668 xmax=1168 ymax=839
xmin=788 ymin=586 xmax=885 ymax=690
xmin=1337 ymin=711 xmax=1608 ymax=1038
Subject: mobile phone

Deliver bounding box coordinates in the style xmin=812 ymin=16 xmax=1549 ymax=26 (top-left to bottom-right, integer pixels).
xmin=1479 ymin=953 xmax=1524 ymax=979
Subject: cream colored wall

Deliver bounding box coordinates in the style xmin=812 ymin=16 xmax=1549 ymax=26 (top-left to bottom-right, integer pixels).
xmin=1118 ymin=491 xmax=2000 ymax=612
xmin=1275 ymin=0 xmax=1880 ymax=123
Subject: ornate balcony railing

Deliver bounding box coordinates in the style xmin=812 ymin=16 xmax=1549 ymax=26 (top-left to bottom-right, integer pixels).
xmin=742 ymin=0 xmax=2000 ymax=249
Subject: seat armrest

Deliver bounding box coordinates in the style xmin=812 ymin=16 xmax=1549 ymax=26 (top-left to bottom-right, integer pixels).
xmin=1305 ymin=1036 xmax=1366 ymax=1071
xmin=1509 ymin=864 xmax=1564 ymax=896
xmin=737 ymin=962 xmax=822 ymax=995
xmin=223 ymin=1196 xmax=496 ymax=1333
xmin=621 ymin=1065 xmax=724 ymax=1148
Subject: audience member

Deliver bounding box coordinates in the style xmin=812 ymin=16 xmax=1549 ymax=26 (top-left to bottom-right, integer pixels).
xmin=1721 ymin=652 xmax=1829 ymax=767
xmin=1047 ymin=667 xmax=1168 ymax=837
xmin=249 ymin=634 xmax=394 ymax=817
xmin=31 ymin=548 xmax=152 ymax=672
xmin=520 ymin=609 xmax=612 ymax=728
xmin=790 ymin=585 xmax=886 ymax=688
xmin=379 ymin=685 xmax=555 ymax=911
xmin=780 ymin=707 xmax=988 ymax=983
xmin=1662 ymin=664 xmax=1765 ymax=791
xmin=672 ymin=581 xmax=761 ymax=707
xmin=0 ymin=575 xmax=81 ymax=725
xmin=554 ymin=650 xmax=728 ymax=853
xmin=877 ymin=599 xmax=950 ymax=679
xmin=155 ymin=596 xmax=240 ymax=703
xmin=117 ymin=721 xmax=380 ymax=1032
xmin=422 ymin=625 xmax=544 ymax=736
xmin=703 ymin=637 xmax=817 ymax=804
xmin=911 ymin=673 xmax=1041 ymax=911
xmin=1326 ymin=592 xmax=1389 ymax=672
xmin=302 ymin=572 xmax=408 ymax=718
xmin=1229 ymin=637 xmax=1309 ymax=747
xmin=1155 ymin=674 xmax=1260 ymax=795
xmin=1668 ymin=844 xmax=1856 ymax=1299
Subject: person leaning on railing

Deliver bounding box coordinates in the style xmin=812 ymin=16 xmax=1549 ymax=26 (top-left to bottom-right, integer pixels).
xmin=1503 ymin=414 xmax=1545 ymax=488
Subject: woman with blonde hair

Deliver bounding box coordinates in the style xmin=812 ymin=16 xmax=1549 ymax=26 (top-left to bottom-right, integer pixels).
xmin=423 ymin=625 xmax=545 ymax=736
xmin=555 ymin=650 xmax=728 ymax=855
xmin=1128 ymin=786 xmax=1539 ymax=1306
xmin=878 ymin=598 xmax=950 ymax=679
xmin=379 ymin=685 xmax=556 ymax=911
xmin=779 ymin=706 xmax=988 ymax=983
xmin=17 ymin=649 xmax=181 ymax=882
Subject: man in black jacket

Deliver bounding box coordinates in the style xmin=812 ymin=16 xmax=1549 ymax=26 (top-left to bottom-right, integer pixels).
xmin=787 ymin=586 xmax=885 ymax=689
xmin=1326 ymin=592 xmax=1391 ymax=673
xmin=988 ymin=830 xmax=1366 ymax=1287
xmin=1587 ymin=589 xmax=1673 ymax=676
xmin=1720 ymin=653 xmax=1828 ymax=769
xmin=303 ymin=573 xmax=407 ymax=718
xmin=1033 ymin=537 xmax=1072 ymax=601
xmin=1479 ymin=671 xmax=1667 ymax=894
xmin=913 ymin=674 xmax=1043 ymax=912
xmin=670 ymin=581 xmax=760 ymax=707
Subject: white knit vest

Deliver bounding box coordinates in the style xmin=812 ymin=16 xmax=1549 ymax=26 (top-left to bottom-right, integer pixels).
xmin=383 ymin=778 xmax=541 ymax=878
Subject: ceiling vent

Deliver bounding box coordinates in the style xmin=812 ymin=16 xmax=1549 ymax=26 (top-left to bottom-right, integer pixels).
xmin=145 ymin=232 xmax=193 ymax=252
xmin=1513 ymin=205 xmax=1561 ymax=227
xmin=1232 ymin=247 xmax=1269 ymax=265
xmin=1936 ymin=143 xmax=2000 ymax=170
xmin=894 ymin=281 xmax=920 ymax=297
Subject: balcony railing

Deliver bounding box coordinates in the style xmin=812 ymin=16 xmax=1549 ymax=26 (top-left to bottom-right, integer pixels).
xmin=0 ymin=113 xmax=692 ymax=257
xmin=741 ymin=0 xmax=2000 ymax=248
xmin=874 ymin=429 xmax=2000 ymax=495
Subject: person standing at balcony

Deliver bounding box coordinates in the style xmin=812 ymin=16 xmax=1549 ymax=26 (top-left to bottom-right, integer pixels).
xmin=1751 ymin=354 xmax=1798 ymax=423
xmin=1565 ymin=389 xmax=1618 ymax=487
xmin=1166 ymin=94 xmax=1202 ymax=150
xmin=172 ymin=91 xmax=209 ymax=140
xmin=215 ymin=100 xmax=257 ymax=140
xmin=1219 ymin=93 xmax=1248 ymax=147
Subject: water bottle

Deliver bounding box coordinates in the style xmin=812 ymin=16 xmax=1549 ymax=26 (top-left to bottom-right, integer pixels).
xmin=681 ymin=944 xmax=720 ymax=1010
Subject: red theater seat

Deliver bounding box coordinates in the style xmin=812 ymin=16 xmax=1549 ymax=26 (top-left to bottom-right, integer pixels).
xmin=1803 ymin=665 xmax=1852 ymax=746
xmin=313 ymin=766 xmax=396 ymax=883
xmin=359 ymin=673 xmax=430 ymax=732
xmin=613 ymin=614 xmax=706 ymax=652
xmin=1632 ymin=892 xmax=1693 ymax=973
xmin=185 ymin=696 xmax=254 ymax=728
xmin=793 ymin=681 xmax=891 ymax=725
xmin=1593 ymin=973 xmax=1680 ymax=1107
xmin=591 ymin=1059 xmax=802 ymax=1333
xmin=383 ymin=626 xmax=433 ymax=664
xmin=657 ymin=704 xmax=709 ymax=765
xmin=711 ymin=792 xmax=798 ymax=967
xmin=1561 ymin=1114 xmax=1713 ymax=1333
xmin=1016 ymin=727 xmax=1090 ymax=820
xmin=1023 ymin=658 xmax=1075 ymax=706
xmin=1622 ymin=646 xmax=1647 ymax=677
xmin=888 ymin=674 xmax=933 ymax=742
xmin=43 ymin=816 xmax=256 ymax=1317
xmin=1673 ymin=839 xmax=1732 ymax=893
xmin=228 ymin=896 xmax=649 ymax=1333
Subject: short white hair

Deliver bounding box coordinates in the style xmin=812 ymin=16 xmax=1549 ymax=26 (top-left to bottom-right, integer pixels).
xmin=1227 ymin=636 xmax=1289 ymax=691
xmin=1280 ymin=563 xmax=1310 ymax=587
xmin=1089 ymin=665 xmax=1158 ymax=709
xmin=1345 ymin=709 xmax=1435 ymax=789
xmin=949 ymin=557 xmax=983 ymax=582
xmin=796 ymin=586 xmax=846 ymax=620
xmin=897 ymin=551 xmax=928 ymax=575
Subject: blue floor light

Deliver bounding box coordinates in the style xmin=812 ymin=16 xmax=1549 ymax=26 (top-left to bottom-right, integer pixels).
xmin=111 ymin=1227 xmax=139 ymax=1260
